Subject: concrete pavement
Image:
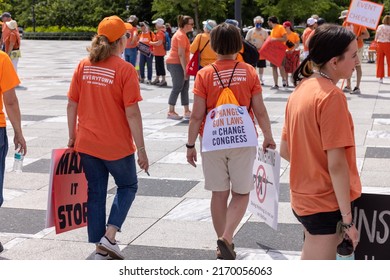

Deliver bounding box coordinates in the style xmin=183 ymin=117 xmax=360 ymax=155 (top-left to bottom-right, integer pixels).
xmin=0 ymin=40 xmax=389 ymax=260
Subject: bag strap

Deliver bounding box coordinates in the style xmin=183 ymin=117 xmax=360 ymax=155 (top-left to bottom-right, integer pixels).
xmin=211 ymin=62 xmax=240 ymax=88
xmin=200 ymin=40 xmax=209 ymax=53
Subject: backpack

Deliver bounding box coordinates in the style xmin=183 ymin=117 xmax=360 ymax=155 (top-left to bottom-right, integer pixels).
xmin=164 ymin=31 xmax=171 ymax=51
xmin=201 ymin=62 xmax=258 ymax=152
xmin=240 ymin=39 xmax=259 ymax=67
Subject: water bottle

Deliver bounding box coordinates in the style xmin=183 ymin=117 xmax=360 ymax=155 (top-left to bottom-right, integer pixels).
xmin=336 ymin=237 xmax=354 ymax=260
xmin=12 ymin=151 xmax=24 ymax=173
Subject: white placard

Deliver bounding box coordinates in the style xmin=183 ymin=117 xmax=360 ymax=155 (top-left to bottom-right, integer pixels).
xmin=248 ymin=148 xmax=281 ymax=230
xmin=347 ymin=0 xmax=384 ymax=30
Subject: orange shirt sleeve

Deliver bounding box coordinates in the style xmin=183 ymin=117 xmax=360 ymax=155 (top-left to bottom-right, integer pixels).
xmin=318 ymin=91 xmax=355 ymax=150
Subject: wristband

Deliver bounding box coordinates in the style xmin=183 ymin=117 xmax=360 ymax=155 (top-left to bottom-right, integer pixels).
xmin=341 ymin=221 xmax=354 ymax=230
xmin=138 ymin=146 xmax=146 ymax=152
xmin=186 ymin=143 xmax=195 ymax=149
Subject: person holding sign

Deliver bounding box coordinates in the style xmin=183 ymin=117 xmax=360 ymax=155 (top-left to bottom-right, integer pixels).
xmin=186 ymin=23 xmax=275 ymax=260
xmin=280 ymin=24 xmax=362 ymax=259
xmin=67 ymin=16 xmax=149 ymax=260
xmin=0 ymin=50 xmax=26 ymax=254
xmin=339 ymin=10 xmax=370 ymax=94
xmin=267 ymin=16 xmax=288 ymax=90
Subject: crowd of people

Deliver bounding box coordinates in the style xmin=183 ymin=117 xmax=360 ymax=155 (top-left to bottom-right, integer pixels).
xmin=0 ymin=8 xmax=389 ymax=260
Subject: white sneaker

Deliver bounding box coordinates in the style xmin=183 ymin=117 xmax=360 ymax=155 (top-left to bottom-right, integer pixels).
xmin=94 ymin=252 xmax=113 ymax=260
xmin=379 ymin=78 xmax=383 ymax=84
xmin=97 ymin=236 xmax=124 ymax=260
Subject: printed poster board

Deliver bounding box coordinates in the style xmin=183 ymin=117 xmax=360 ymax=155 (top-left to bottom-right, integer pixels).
xmin=248 ymin=148 xmax=281 ymax=230
xmin=347 ymin=0 xmax=384 ymax=30
xmin=46 ymin=148 xmax=88 ymax=234
xmin=353 ymin=193 xmax=390 ymax=260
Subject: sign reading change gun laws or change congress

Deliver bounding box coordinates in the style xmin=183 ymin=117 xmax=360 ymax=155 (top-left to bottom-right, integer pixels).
xmin=202 ymin=104 xmax=258 ymax=152
xmin=248 ymin=148 xmax=281 ymax=230
xmin=347 ymin=0 xmax=384 ymax=30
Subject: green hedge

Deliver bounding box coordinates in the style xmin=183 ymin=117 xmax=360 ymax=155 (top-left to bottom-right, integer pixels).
xmin=23 ymin=32 xmax=96 ymax=40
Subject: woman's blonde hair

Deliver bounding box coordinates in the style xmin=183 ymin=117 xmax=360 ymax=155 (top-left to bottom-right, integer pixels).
xmin=87 ymin=34 xmax=122 ymax=63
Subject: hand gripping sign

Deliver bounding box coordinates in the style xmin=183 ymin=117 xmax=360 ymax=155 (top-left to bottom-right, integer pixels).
xmin=46 ymin=148 xmax=88 ymax=234
xmin=248 ymin=148 xmax=281 ymax=230
xmin=202 ymin=62 xmax=258 ymax=152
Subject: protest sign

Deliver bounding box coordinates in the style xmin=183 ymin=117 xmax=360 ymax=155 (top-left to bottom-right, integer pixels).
xmin=46 ymin=148 xmax=88 ymax=234
xmin=347 ymin=0 xmax=384 ymax=30
xmin=259 ymin=38 xmax=287 ymax=67
xmin=248 ymin=148 xmax=281 ymax=230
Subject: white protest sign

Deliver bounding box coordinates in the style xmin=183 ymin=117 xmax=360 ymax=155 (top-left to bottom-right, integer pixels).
xmin=201 ymin=104 xmax=258 ymax=152
xmin=347 ymin=0 xmax=384 ymax=30
xmin=248 ymin=148 xmax=281 ymax=230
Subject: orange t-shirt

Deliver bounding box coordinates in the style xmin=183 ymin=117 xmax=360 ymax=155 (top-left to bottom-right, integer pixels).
xmin=342 ymin=22 xmax=367 ymax=49
xmin=125 ymin=25 xmax=138 ymax=48
xmin=166 ymin=29 xmax=190 ymax=65
xmin=190 ymin=33 xmax=217 ymax=67
xmin=286 ymin=32 xmax=300 ymax=51
xmin=139 ymin=31 xmax=155 ymax=52
xmin=194 ymin=60 xmax=261 ymax=135
xmin=281 ymin=77 xmax=361 ymax=216
xmin=236 ymin=45 xmax=245 ymax=62
xmin=0 ymin=51 xmax=20 ymax=127
xmin=152 ymin=30 xmax=166 ymax=57
xmin=270 ymin=24 xmax=286 ymax=39
xmin=68 ymin=56 xmax=142 ymax=160
xmin=4 ymin=30 xmax=20 ymax=53
xmin=302 ymin=27 xmax=314 ymax=52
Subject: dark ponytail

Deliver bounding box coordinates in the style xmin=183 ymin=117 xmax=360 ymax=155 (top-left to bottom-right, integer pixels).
xmin=293 ymin=24 xmax=355 ymax=86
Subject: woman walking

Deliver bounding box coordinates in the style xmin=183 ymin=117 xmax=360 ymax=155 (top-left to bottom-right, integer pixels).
xmin=187 ymin=23 xmax=275 ymax=260
xmin=280 ymin=24 xmax=361 ymax=259
xmin=67 ymin=16 xmax=149 ymax=260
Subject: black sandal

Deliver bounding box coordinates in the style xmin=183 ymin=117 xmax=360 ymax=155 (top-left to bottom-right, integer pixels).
xmin=217 ymin=237 xmax=236 ymax=260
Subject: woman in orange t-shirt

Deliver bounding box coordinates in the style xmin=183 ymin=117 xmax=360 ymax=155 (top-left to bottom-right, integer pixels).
xmin=150 ymin=18 xmax=167 ymax=86
xmin=187 ymin=23 xmax=275 ymax=260
xmin=165 ymin=15 xmax=193 ymax=120
xmin=0 ymin=51 xmax=26 ymax=211
xmin=190 ymin=19 xmax=217 ymax=68
xmin=138 ymin=21 xmax=155 ymax=84
xmin=280 ymin=24 xmax=361 ymax=259
xmin=67 ymin=16 xmax=149 ymax=260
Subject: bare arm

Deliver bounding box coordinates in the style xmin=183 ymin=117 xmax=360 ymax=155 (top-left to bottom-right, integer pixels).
xmin=280 ymin=139 xmax=289 ymax=162
xmin=178 ymin=46 xmax=188 ymax=80
xmin=3 ymin=88 xmax=26 ymax=155
xmin=150 ymin=39 xmax=163 ymax=46
xmin=327 ymin=147 xmax=359 ymax=247
xmin=186 ymin=95 xmax=206 ymax=167
xmin=251 ymin=93 xmax=276 ymax=151
xmin=67 ymin=99 xmax=78 ymax=147
xmin=126 ymin=103 xmax=149 ymax=173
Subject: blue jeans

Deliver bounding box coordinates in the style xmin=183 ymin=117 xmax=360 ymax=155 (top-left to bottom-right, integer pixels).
xmin=139 ymin=53 xmax=154 ymax=81
xmin=124 ymin=47 xmax=138 ymax=66
xmin=79 ymin=153 xmax=138 ymax=243
xmin=0 ymin=128 xmax=8 ymax=207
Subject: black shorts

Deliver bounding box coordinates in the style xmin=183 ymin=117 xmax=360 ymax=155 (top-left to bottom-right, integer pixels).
xmin=293 ymin=209 xmax=342 ymax=235
xmin=256 ymin=59 xmax=266 ymax=68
